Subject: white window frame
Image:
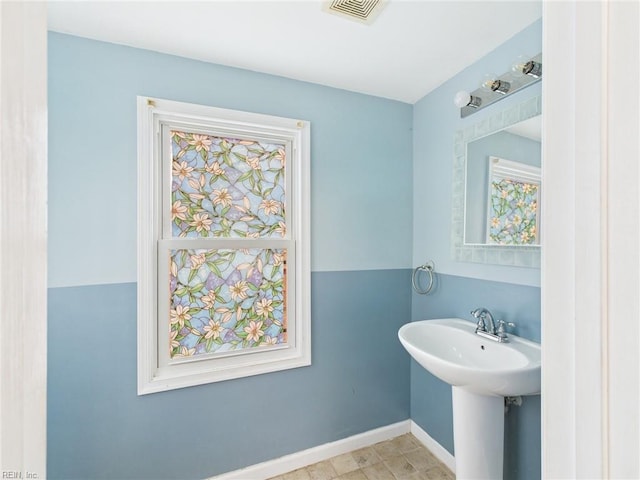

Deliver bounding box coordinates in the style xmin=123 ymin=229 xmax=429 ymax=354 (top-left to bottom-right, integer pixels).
xmin=137 ymin=97 xmax=311 ymax=395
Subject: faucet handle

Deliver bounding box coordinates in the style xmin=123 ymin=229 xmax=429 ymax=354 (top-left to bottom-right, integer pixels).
xmin=475 ymin=317 xmax=486 ymax=332
xmin=497 ymin=320 xmax=516 ymax=338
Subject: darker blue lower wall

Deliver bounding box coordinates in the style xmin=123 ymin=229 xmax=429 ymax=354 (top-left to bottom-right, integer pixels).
xmin=411 ymin=273 xmax=541 ymax=480
xmin=48 ymin=270 xmax=540 ymax=480
xmin=47 ymin=269 xmax=411 ymax=480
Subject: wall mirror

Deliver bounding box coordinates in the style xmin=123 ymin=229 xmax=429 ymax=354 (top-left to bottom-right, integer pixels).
xmin=451 ymin=95 xmax=541 ymax=267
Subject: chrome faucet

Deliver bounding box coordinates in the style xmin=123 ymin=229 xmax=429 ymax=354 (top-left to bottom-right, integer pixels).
xmin=471 ymin=307 xmax=496 ymax=334
xmin=471 ymin=307 xmax=513 ymax=343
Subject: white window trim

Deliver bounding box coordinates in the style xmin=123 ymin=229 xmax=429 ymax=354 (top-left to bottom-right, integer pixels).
xmin=488 ymin=156 xmax=541 ymax=184
xmin=137 ymin=97 xmax=311 ymax=395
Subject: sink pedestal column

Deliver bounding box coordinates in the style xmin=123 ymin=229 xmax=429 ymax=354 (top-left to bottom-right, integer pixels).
xmin=452 ymin=387 xmax=504 ymax=479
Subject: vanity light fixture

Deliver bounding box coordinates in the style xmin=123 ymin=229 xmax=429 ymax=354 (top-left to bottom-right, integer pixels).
xmin=455 ymin=53 xmax=542 ymax=118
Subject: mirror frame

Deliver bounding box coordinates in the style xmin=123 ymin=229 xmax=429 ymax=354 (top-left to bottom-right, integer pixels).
xmin=451 ymin=95 xmax=542 ymax=268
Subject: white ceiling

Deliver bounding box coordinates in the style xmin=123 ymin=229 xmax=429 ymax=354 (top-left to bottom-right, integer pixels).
xmin=47 ymin=0 xmax=542 ymax=104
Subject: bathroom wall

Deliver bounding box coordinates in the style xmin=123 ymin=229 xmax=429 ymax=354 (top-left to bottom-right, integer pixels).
xmin=413 ymin=19 xmax=542 ymax=288
xmin=47 ymin=33 xmax=413 ymax=480
xmin=411 ymin=19 xmax=542 ymax=480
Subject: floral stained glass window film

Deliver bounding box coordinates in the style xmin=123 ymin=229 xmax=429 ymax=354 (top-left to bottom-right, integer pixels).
xmin=139 ymin=98 xmax=310 ymax=393
xmin=169 ymin=247 xmax=287 ymax=359
xmin=488 ymin=179 xmax=539 ymax=245
xmin=170 ymin=130 xmax=286 ymax=239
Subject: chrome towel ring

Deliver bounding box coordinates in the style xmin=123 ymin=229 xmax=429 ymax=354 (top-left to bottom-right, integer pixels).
xmin=412 ymin=261 xmax=435 ymax=295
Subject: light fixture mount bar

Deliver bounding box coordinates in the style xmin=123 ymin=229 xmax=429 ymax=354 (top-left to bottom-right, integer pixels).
xmin=460 ymin=53 xmax=542 ymax=118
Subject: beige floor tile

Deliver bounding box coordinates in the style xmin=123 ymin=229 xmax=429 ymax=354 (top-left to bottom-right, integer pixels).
xmin=336 ymin=470 xmax=369 ymax=480
xmin=424 ymin=465 xmax=454 ymax=480
xmin=361 ymin=462 xmax=395 ymax=480
xmin=383 ymin=454 xmax=417 ymax=479
xmin=372 ymin=440 xmax=400 ymax=460
xmin=277 ymin=434 xmax=451 ymax=480
xmin=282 ymin=467 xmax=312 ymax=480
xmin=390 ymin=434 xmax=420 ymax=453
xmin=403 ymin=449 xmax=439 ymax=471
xmin=306 ymin=460 xmax=338 ymax=480
xmin=330 ymin=452 xmax=360 ymax=476
xmin=351 ymin=446 xmax=382 ymax=468
xmin=403 ymin=471 xmax=429 ymax=480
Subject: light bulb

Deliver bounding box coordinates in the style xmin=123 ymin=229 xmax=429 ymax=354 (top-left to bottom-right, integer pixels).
xmin=481 ymin=73 xmax=510 ymax=95
xmin=512 ymin=54 xmax=542 ymax=78
xmin=453 ymin=91 xmax=481 ymax=109
xmin=481 ymin=73 xmax=498 ymax=90
xmin=511 ymin=55 xmax=530 ymax=77
xmin=454 ymin=91 xmax=471 ymax=108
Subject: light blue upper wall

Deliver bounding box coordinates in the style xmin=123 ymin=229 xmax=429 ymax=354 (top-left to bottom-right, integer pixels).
xmin=412 ymin=19 xmax=542 ymax=287
xmin=48 ymin=33 xmax=413 ymax=288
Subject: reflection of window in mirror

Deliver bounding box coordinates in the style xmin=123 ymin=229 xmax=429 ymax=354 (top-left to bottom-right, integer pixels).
xmin=464 ymin=117 xmax=542 ymax=246
xmin=486 ymin=157 xmax=541 ymax=245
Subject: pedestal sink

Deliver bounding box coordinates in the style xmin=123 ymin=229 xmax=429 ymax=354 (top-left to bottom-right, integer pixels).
xmin=398 ymin=318 xmax=541 ymax=479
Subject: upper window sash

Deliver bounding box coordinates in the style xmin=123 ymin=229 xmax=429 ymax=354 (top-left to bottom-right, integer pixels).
xmin=161 ymin=124 xmax=293 ymax=241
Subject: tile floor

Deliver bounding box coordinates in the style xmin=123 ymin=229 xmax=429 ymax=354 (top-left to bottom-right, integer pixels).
xmin=268 ymin=434 xmax=454 ymax=480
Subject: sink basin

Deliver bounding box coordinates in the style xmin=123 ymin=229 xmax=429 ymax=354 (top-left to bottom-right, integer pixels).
xmin=398 ymin=318 xmax=540 ymax=397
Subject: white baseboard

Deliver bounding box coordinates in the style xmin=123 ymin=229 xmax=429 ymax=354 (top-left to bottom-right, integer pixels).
xmin=410 ymin=420 xmax=456 ymax=473
xmin=208 ymin=419 xmax=456 ymax=480
xmin=208 ymin=420 xmax=411 ymax=480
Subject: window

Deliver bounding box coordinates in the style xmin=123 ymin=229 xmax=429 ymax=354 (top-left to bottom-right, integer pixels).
xmin=137 ymin=97 xmax=310 ymax=394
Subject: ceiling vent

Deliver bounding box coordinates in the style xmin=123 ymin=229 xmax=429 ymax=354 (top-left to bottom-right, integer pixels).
xmin=323 ymin=0 xmax=387 ymax=25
